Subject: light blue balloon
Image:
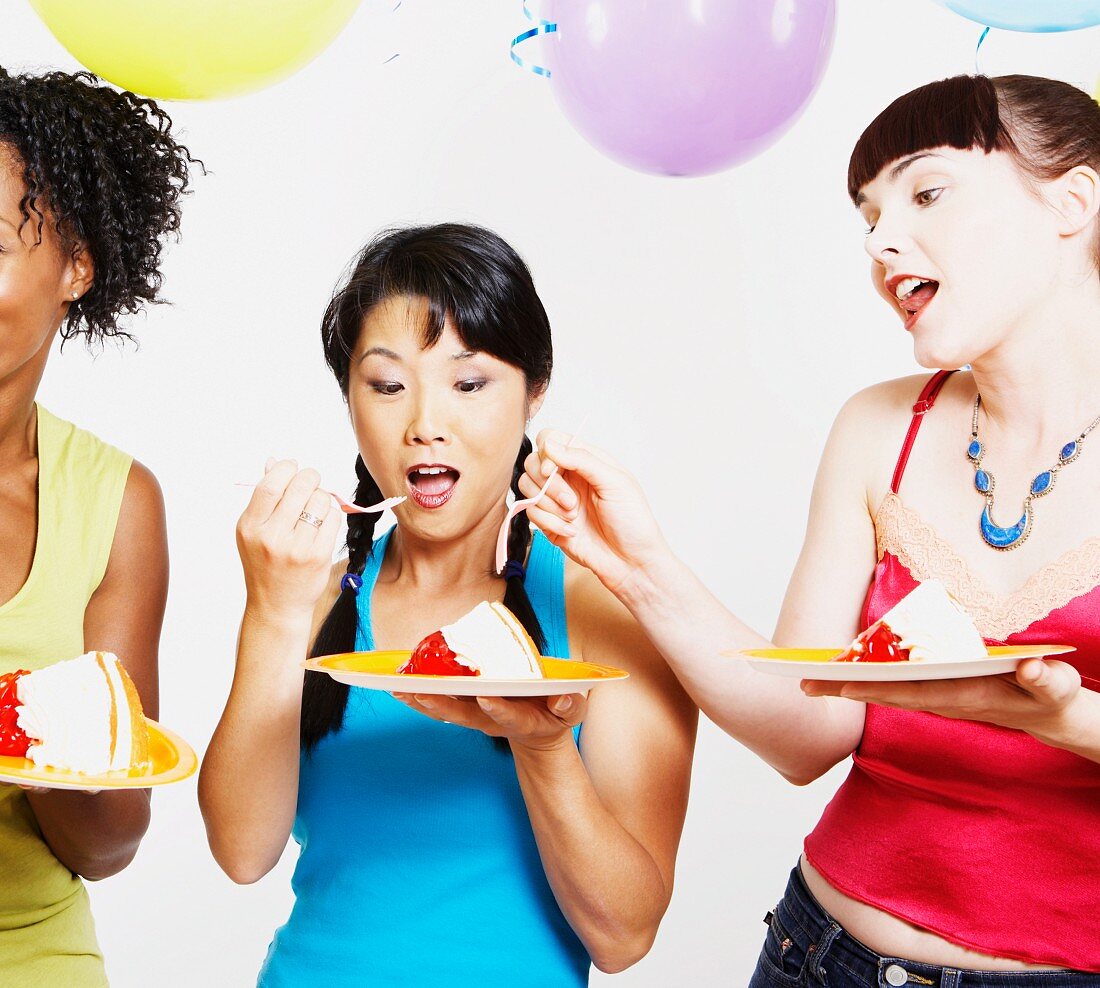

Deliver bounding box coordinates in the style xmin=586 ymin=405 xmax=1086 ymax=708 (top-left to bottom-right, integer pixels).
xmin=940 ymin=0 xmax=1100 ymax=31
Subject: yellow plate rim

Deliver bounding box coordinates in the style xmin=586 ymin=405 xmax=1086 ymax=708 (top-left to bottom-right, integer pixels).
xmin=731 ymin=644 xmax=1077 ymax=664
xmin=304 ymin=649 xmax=630 ymax=682
xmin=0 ymin=718 xmax=198 ymax=790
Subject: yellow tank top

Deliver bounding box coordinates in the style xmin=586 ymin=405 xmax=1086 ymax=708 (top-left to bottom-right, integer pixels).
xmin=0 ymin=405 xmax=132 ymax=987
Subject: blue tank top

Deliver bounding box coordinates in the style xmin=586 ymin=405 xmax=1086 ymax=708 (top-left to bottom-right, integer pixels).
xmin=258 ymin=528 xmax=590 ymax=987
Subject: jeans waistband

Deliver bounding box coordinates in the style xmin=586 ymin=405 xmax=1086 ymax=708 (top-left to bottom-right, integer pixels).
xmin=772 ymin=865 xmax=1098 ymax=987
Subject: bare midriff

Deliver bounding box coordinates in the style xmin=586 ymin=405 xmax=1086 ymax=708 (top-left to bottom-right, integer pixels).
xmin=798 ymin=855 xmax=1065 ymax=972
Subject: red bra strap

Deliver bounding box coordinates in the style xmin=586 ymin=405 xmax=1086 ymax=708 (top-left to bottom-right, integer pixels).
xmin=890 ymin=369 xmax=957 ymax=495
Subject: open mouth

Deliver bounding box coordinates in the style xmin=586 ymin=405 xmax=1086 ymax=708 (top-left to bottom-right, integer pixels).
xmin=406 ymin=464 xmax=461 ymax=509
xmin=892 ymin=275 xmax=939 ymax=327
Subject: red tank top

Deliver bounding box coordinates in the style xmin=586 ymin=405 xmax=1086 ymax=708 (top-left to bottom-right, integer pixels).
xmin=804 ymin=370 xmax=1100 ymax=971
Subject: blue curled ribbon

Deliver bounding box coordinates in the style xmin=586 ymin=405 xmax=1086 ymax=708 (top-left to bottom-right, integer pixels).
xmin=975 ymin=26 xmax=990 ymax=73
xmin=510 ymin=0 xmax=557 ymax=78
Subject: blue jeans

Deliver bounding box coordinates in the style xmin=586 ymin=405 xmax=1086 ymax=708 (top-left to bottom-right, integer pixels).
xmin=748 ymin=865 xmax=1100 ymax=987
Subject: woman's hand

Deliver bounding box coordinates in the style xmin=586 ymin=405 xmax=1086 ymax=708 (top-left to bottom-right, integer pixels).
xmin=391 ymin=691 xmax=588 ymax=753
xmin=802 ymin=657 xmax=1084 ymax=745
xmin=518 ymin=430 xmax=671 ymax=598
xmin=236 ymin=459 xmax=342 ymax=621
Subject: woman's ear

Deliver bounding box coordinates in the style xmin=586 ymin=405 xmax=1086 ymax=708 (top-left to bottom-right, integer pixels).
xmin=527 ymin=385 xmax=548 ymax=423
xmin=1052 ymin=165 xmax=1100 ymax=238
xmin=65 ymin=241 xmax=94 ymax=301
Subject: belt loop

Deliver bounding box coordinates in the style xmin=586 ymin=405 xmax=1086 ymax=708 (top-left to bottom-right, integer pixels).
xmin=940 ymin=969 xmax=961 ymax=988
xmin=806 ymin=922 xmax=842 ymax=984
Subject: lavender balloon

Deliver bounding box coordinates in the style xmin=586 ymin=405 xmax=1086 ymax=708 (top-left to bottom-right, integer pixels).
xmin=543 ymin=0 xmax=835 ymax=177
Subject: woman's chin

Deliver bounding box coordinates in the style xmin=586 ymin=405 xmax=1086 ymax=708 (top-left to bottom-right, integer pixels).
xmin=910 ymin=328 xmax=973 ymax=373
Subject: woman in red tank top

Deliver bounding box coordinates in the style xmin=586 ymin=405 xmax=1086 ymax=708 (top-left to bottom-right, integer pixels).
xmin=517 ymin=74 xmax=1100 ymax=984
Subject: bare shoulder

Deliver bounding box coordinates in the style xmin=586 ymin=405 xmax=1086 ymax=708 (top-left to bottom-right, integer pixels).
xmin=563 ymin=559 xmax=677 ymax=685
xmin=118 ymin=460 xmax=166 ymax=530
xmin=102 ymin=459 xmax=167 ymax=578
xmin=824 ymin=372 xmax=947 ymax=507
xmin=834 ymin=373 xmax=934 ymax=437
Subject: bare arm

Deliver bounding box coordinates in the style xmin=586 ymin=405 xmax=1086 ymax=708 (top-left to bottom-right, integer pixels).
xmin=521 ymin=386 xmax=910 ymax=784
xmin=394 ymin=566 xmax=696 ymax=973
xmin=25 ymin=461 xmax=166 ymax=881
xmin=198 ymin=462 xmax=341 ymax=884
xmin=513 ymin=566 xmax=696 ymax=972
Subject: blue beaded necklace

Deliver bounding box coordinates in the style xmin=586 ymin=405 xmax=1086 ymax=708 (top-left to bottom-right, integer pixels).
xmin=968 ymin=394 xmax=1100 ymax=551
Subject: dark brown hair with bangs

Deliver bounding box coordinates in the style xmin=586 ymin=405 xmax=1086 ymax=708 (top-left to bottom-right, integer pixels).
xmin=848 ymin=76 xmax=1100 ymax=240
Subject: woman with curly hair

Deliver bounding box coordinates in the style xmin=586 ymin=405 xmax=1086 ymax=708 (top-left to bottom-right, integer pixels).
xmin=0 ymin=67 xmax=195 ymax=984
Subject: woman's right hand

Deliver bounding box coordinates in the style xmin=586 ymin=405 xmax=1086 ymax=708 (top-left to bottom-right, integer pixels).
xmin=519 ymin=431 xmax=671 ymax=598
xmin=235 ymin=459 xmax=342 ymax=620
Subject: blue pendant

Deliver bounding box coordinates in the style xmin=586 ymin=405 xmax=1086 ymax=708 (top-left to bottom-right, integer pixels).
xmin=974 ymin=469 xmax=992 ymax=493
xmin=980 ymin=503 xmax=1031 ymax=550
xmin=1060 ymin=440 xmax=1080 ymax=464
xmin=1030 ymin=470 xmax=1053 ymax=496
xmin=967 ymin=440 xmax=982 ymax=461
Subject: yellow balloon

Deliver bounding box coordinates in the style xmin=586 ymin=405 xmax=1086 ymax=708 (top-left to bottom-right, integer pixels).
xmin=30 ymin=0 xmax=362 ymax=100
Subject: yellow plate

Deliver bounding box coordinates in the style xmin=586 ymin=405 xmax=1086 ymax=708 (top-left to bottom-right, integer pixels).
xmin=305 ymin=650 xmax=630 ymax=696
xmin=0 ymin=719 xmax=198 ymax=791
xmin=732 ymin=644 xmax=1076 ymax=681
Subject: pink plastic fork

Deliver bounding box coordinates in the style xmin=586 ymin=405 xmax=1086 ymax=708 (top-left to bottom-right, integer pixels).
xmin=495 ymin=417 xmax=588 ymax=575
xmin=236 ymin=483 xmax=406 ymax=515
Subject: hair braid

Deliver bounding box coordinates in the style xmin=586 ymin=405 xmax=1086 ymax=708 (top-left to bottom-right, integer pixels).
xmin=300 ymin=456 xmax=383 ymax=752
xmin=501 ymin=435 xmax=547 ymax=655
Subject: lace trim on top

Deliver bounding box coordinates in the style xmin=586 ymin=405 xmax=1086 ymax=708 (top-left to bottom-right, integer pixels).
xmin=874 ymin=492 xmax=1100 ymax=641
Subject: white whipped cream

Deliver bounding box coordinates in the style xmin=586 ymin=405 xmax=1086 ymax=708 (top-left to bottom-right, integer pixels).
xmin=441 ymin=602 xmax=542 ymax=679
xmin=16 ymin=652 xmax=124 ymax=774
xmin=883 ymin=580 xmax=987 ymax=662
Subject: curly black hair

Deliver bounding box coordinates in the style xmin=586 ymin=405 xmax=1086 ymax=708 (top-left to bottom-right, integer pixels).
xmin=0 ymin=67 xmax=200 ymax=344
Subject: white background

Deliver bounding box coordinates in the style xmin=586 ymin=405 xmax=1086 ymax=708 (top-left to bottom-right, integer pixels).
xmin=2 ymin=2 xmax=1098 ymax=984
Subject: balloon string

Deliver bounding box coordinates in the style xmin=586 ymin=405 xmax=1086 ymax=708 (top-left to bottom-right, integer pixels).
xmin=510 ymin=0 xmax=557 ymax=78
xmin=975 ymin=26 xmax=990 ymax=74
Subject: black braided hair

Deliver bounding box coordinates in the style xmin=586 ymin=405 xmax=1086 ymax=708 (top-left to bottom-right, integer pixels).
xmin=502 ymin=435 xmax=546 ymax=654
xmin=303 ymin=224 xmax=554 ymax=753
xmin=301 ymin=457 xmax=381 ymax=750
xmin=0 ymin=67 xmax=201 ymax=345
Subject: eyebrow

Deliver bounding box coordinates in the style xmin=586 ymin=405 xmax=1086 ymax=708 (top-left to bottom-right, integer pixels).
xmin=855 ymin=152 xmax=943 ymax=206
xmin=360 ymin=346 xmax=402 ymax=362
xmin=357 ymin=346 xmax=479 ymax=363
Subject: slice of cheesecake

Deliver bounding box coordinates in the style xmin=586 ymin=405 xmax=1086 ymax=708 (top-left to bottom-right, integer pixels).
xmin=400 ymin=602 xmax=543 ymax=679
xmin=834 ymin=580 xmax=986 ymax=664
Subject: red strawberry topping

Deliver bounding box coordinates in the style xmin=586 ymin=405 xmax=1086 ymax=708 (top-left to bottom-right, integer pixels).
xmin=0 ymin=671 xmax=31 ymax=758
xmin=834 ymin=621 xmax=911 ymax=663
xmin=398 ymin=631 xmax=478 ymax=677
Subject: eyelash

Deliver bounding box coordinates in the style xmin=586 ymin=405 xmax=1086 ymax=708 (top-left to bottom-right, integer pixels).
xmin=368 ymin=379 xmax=488 ymax=396
xmin=864 ymin=186 xmax=945 ymax=235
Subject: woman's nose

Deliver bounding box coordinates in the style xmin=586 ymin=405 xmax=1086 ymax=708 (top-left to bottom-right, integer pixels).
xmin=405 ymin=397 xmax=450 ymax=447
xmin=864 ymin=214 xmax=909 ymax=261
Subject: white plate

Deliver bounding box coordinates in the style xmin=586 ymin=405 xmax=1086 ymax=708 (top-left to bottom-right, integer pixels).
xmin=733 ymin=645 xmax=1076 ymax=682
xmin=304 ymin=651 xmax=629 ymax=697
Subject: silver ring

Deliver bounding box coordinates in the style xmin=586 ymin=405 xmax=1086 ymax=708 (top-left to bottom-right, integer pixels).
xmin=298 ymin=510 xmax=324 ymax=529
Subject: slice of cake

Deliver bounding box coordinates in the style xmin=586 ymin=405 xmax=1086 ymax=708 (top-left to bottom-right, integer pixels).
xmin=399 ymin=601 xmax=543 ymax=679
xmin=9 ymin=652 xmax=150 ymax=774
xmin=834 ymin=580 xmax=986 ymax=663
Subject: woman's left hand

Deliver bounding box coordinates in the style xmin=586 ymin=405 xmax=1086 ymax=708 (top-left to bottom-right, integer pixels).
xmin=802 ymin=658 xmax=1083 ymax=743
xmin=391 ymin=691 xmax=588 ymax=752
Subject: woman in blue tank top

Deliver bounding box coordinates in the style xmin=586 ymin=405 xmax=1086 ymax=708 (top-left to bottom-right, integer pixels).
xmin=200 ymin=224 xmax=697 ymax=986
